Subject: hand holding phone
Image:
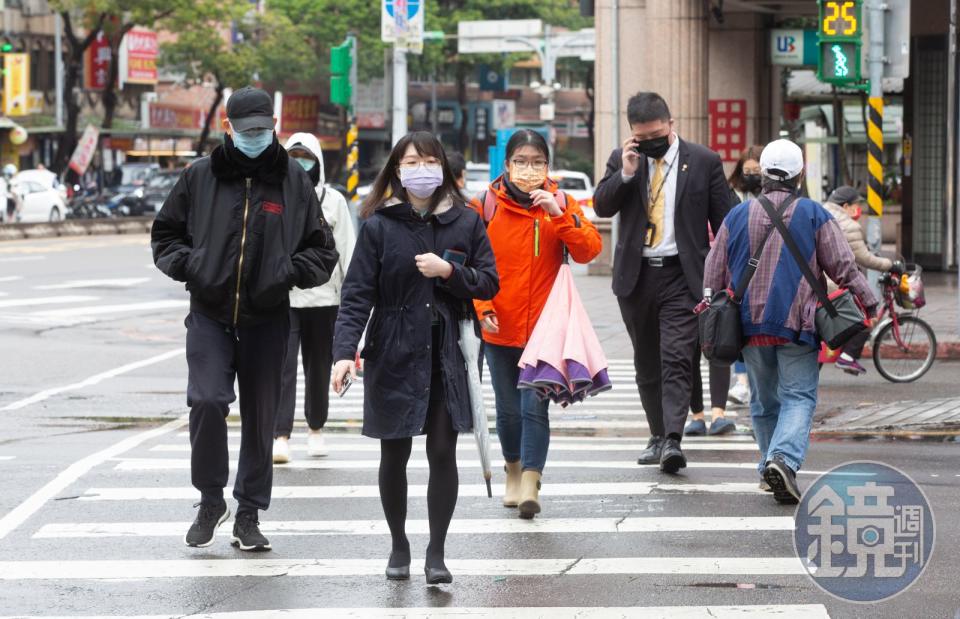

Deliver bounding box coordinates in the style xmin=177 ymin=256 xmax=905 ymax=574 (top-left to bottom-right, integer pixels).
xmin=338 ymin=374 xmax=353 ymax=397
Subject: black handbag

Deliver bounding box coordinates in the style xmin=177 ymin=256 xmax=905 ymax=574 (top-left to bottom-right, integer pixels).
xmin=758 ymin=196 xmax=868 ymax=350
xmin=700 ymin=196 xmax=796 ymax=365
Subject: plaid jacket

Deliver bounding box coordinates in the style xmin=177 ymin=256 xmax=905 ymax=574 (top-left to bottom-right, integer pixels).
xmin=704 ymin=190 xmax=878 ymax=347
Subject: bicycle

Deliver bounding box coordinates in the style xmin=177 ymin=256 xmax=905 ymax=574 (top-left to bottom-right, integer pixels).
xmin=821 ymin=263 xmax=937 ymax=383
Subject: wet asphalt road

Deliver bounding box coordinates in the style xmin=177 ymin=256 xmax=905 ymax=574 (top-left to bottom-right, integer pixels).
xmin=0 ymin=234 xmax=957 ymax=618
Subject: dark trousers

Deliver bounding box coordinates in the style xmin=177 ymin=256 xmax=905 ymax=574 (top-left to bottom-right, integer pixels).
xmin=275 ymin=306 xmax=338 ymax=438
xmin=185 ymin=311 xmax=289 ymax=516
xmin=842 ymin=328 xmax=872 ymax=360
xmin=690 ymin=352 xmax=732 ymax=413
xmin=617 ymin=263 xmax=700 ymax=439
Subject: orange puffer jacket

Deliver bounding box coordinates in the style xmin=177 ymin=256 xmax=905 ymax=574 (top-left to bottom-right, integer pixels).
xmin=470 ymin=175 xmax=602 ymax=349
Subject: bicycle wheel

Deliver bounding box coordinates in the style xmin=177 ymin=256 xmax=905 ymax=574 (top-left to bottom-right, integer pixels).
xmin=872 ymin=315 xmax=937 ymax=383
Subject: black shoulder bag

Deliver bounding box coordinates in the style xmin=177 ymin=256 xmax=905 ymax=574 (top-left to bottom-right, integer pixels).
xmin=758 ymin=196 xmax=867 ymax=350
xmin=700 ymin=195 xmax=796 ymax=365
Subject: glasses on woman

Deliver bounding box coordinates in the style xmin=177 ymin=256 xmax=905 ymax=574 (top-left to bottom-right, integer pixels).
xmin=399 ymin=160 xmax=442 ymax=171
xmin=510 ymin=160 xmax=548 ymax=172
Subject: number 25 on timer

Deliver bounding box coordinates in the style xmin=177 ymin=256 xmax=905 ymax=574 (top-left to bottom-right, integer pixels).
xmin=822 ymin=1 xmax=859 ymax=37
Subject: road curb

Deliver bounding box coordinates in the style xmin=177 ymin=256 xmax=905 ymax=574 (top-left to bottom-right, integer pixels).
xmin=862 ymin=341 xmax=960 ymax=360
xmin=0 ymin=217 xmax=153 ymax=241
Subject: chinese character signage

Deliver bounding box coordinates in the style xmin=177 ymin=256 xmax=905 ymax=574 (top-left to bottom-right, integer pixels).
xmin=68 ymin=124 xmax=100 ymax=176
xmin=3 ymin=53 xmax=29 ymax=116
xmin=149 ymin=103 xmax=205 ymax=130
xmin=794 ymin=461 xmax=935 ymax=602
xmin=120 ymin=28 xmax=158 ymax=86
xmin=281 ymin=95 xmax=320 ymax=133
xmin=708 ymin=99 xmax=746 ymax=162
xmin=84 ymin=32 xmax=111 ymax=91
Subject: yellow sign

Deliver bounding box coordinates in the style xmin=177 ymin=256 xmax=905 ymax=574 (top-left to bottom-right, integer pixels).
xmin=3 ymin=53 xmax=29 ymax=117
xmin=821 ymin=1 xmax=859 ymax=37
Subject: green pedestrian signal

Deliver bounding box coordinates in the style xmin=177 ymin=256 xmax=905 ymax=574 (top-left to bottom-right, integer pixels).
xmin=330 ymin=41 xmax=353 ymax=107
xmin=817 ymin=0 xmax=863 ymax=86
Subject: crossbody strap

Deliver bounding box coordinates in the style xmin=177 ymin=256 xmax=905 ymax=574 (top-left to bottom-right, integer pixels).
xmin=758 ymin=196 xmax=837 ymax=317
xmin=732 ymin=195 xmax=796 ymax=302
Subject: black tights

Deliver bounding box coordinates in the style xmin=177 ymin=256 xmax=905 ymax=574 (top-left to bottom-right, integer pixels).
xmin=379 ymin=393 xmax=459 ymax=570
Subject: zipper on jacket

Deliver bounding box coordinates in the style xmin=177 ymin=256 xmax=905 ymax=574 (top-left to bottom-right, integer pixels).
xmin=232 ymin=178 xmax=252 ymax=326
xmin=534 ymin=219 xmax=541 ymax=258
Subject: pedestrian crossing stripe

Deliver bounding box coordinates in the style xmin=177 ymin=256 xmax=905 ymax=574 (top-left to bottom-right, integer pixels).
xmin=0 ymin=557 xmax=808 ymax=579
xmin=170 ymin=433 xmax=758 ymax=443
xmin=79 ymin=482 xmax=767 ymax=501
xmin=33 ymin=516 xmax=795 ymax=538
xmin=113 ymin=458 xmax=768 ymax=473
xmin=148 ymin=442 xmax=758 ymax=453
xmin=0 ymin=606 xmax=832 ymax=619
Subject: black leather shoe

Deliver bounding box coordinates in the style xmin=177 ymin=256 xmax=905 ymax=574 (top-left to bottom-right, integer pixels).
xmin=636 ymin=436 xmax=664 ymax=465
xmin=425 ymin=566 xmax=453 ymax=584
xmin=763 ymin=456 xmax=801 ymax=504
xmin=659 ymin=438 xmax=687 ymax=474
xmin=385 ymin=549 xmax=411 ymax=580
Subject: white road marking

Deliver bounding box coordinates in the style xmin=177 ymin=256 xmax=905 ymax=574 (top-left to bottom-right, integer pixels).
xmin=0 ymin=557 xmax=807 ymax=580
xmin=81 ymin=482 xmax=658 ymax=501
xmin=34 ymin=516 xmax=794 ymax=539
xmin=176 ymin=432 xmax=756 ymax=443
xmin=0 ymin=606 xmax=832 ymax=619
xmin=148 ymin=441 xmax=758 ymax=453
xmin=0 ymin=255 xmax=45 ymax=263
xmin=0 ymin=415 xmax=187 ymax=540
xmin=1 ymin=348 xmax=185 ymax=411
xmin=32 ymin=299 xmax=188 ymax=318
xmin=0 ymin=295 xmax=99 ymax=308
xmin=0 ymin=276 xmax=22 ymax=282
xmin=114 ymin=458 xmax=768 ymax=473
xmin=34 ymin=278 xmax=151 ymax=290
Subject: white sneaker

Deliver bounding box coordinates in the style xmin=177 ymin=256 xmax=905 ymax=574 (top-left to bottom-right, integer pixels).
xmin=272 ymin=437 xmax=291 ymax=464
xmin=728 ymin=382 xmax=750 ymax=405
xmin=307 ymin=429 xmax=328 ymax=457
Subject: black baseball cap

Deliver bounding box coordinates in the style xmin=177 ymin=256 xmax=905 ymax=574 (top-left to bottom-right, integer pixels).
xmin=828 ymin=185 xmax=862 ymax=205
xmin=226 ymin=86 xmax=275 ymax=132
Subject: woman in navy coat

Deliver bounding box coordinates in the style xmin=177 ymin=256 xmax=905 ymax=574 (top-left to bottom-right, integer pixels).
xmin=332 ymin=131 xmax=499 ymax=585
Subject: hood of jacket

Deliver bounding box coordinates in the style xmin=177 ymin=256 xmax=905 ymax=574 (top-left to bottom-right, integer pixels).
xmin=380 ymin=194 xmax=459 ymax=221
xmin=284 ymin=132 xmax=325 ymax=186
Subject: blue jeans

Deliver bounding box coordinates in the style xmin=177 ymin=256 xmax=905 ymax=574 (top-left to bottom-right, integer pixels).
xmin=484 ymin=343 xmax=550 ymax=472
xmin=734 ymin=361 xmax=747 ymax=375
xmin=741 ymin=344 xmax=819 ymax=474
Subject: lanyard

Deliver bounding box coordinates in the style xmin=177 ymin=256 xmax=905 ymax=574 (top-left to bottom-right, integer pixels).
xmin=647 ymin=154 xmax=678 ymax=209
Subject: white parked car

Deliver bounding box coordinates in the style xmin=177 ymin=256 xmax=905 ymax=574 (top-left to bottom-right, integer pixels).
xmin=15 ymin=169 xmax=68 ymax=203
xmin=465 ymin=162 xmax=491 ymax=197
xmin=550 ymin=169 xmax=597 ymax=220
xmin=9 ymin=178 xmax=67 ymax=223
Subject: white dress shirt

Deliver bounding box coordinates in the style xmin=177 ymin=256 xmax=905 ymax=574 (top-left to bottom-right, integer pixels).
xmin=621 ymin=133 xmax=681 ymax=257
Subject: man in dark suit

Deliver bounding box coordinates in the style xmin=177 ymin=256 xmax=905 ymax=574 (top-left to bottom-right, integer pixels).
xmin=594 ymin=92 xmax=732 ymax=473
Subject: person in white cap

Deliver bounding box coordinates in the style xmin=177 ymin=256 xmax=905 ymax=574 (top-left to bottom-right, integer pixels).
xmin=273 ymin=132 xmax=357 ymax=463
xmin=703 ymin=139 xmax=877 ymax=505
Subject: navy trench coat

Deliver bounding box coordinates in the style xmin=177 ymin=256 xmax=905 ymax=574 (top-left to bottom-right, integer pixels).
xmin=332 ymin=198 xmax=499 ymax=439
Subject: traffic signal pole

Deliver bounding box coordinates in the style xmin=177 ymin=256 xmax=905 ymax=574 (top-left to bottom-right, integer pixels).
xmin=346 ymin=34 xmax=359 ymax=210
xmin=866 ymin=0 xmax=885 ymax=291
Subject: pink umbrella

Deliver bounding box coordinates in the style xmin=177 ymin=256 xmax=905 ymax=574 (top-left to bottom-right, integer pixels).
xmin=518 ymin=264 xmax=612 ymax=406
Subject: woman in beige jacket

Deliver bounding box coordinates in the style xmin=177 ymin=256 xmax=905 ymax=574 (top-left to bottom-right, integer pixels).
xmin=822 ymin=185 xmax=893 ymax=375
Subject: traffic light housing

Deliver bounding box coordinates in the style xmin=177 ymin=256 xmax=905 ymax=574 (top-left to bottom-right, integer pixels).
xmin=817 ymin=0 xmax=863 ymax=85
xmin=330 ymin=41 xmax=353 ymax=107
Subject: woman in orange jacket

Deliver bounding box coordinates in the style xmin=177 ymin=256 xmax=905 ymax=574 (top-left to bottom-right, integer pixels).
xmin=471 ymin=129 xmax=602 ymax=519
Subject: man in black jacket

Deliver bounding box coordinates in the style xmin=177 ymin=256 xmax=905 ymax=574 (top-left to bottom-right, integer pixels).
xmin=594 ymin=92 xmax=732 ymax=474
xmin=152 ymin=87 xmax=338 ymax=551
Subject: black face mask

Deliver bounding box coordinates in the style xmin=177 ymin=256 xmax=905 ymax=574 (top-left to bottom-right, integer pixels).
xmin=634 ymin=135 xmax=671 ymax=160
xmin=741 ymin=174 xmax=762 ymax=193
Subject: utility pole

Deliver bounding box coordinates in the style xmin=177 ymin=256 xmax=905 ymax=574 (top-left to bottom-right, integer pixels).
xmin=391 ymin=46 xmax=408 ymax=145
xmin=346 ymin=34 xmax=359 ymax=209
xmin=865 ymin=0 xmax=885 ymax=293
xmin=54 ymin=12 xmax=64 ymax=129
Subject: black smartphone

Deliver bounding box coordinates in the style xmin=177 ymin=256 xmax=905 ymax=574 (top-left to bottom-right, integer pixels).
xmin=442 ymin=249 xmax=467 ymax=265
xmin=338 ymin=374 xmax=353 ymax=398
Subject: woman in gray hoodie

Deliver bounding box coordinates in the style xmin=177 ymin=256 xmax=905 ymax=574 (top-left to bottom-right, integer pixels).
xmin=274 ymin=132 xmax=357 ymax=462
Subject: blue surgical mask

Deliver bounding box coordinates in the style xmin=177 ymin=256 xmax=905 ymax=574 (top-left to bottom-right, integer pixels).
xmin=230 ymin=128 xmax=274 ymax=159
xmin=294 ymin=157 xmax=316 ymax=171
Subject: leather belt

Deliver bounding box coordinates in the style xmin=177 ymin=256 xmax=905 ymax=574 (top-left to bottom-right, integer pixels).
xmin=643 ymin=255 xmax=681 ymax=267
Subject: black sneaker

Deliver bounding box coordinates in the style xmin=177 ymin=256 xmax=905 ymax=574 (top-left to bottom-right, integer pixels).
xmin=763 ymin=457 xmax=802 ymax=504
xmin=184 ymin=501 xmax=229 ymax=547
xmin=231 ymin=512 xmax=272 ymax=551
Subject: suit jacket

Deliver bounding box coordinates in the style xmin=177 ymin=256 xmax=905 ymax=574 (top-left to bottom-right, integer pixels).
xmin=593 ymin=139 xmax=733 ymax=298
